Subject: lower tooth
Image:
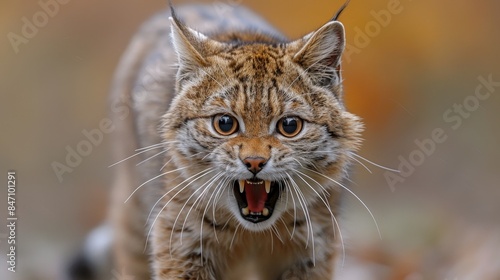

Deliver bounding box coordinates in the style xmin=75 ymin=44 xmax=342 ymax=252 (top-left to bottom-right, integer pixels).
xmin=263 ymin=208 xmax=269 ymax=216
xmin=242 ymin=207 xmax=249 ymax=216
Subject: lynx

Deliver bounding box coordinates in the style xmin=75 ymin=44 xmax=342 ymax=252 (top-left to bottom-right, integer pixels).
xmin=69 ymin=2 xmax=366 ymax=280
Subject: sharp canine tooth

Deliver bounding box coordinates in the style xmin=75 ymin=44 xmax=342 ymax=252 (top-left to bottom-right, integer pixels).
xmin=242 ymin=207 xmax=249 ymax=215
xmin=239 ymin=180 xmax=245 ymax=193
xmin=263 ymin=208 xmax=269 ymax=216
xmin=265 ymin=181 xmax=271 ymax=194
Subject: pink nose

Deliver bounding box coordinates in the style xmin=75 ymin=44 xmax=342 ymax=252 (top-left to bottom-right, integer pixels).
xmin=243 ymin=157 xmax=267 ymax=174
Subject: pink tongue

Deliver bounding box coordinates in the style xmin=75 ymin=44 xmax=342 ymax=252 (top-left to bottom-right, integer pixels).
xmin=245 ymin=181 xmax=268 ymax=213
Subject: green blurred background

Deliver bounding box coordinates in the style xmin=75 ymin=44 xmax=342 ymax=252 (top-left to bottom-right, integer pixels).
xmin=1 ymin=0 xmax=499 ymax=279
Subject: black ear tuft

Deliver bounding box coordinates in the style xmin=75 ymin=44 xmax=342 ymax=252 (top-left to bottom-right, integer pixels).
xmin=169 ymin=0 xmax=182 ymax=31
xmin=331 ymin=0 xmax=351 ymax=21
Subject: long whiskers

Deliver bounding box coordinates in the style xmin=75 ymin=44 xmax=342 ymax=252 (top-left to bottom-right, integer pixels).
xmin=285 ymin=173 xmax=316 ymax=265
xmin=211 ymin=177 xmax=230 ymax=244
xmin=124 ymin=165 xmax=192 ymax=203
xmin=230 ymin=224 xmax=241 ymax=250
xmin=168 ymin=171 xmax=223 ymax=252
xmin=145 ymin=168 xmax=215 ymax=223
xmin=108 ymin=144 xmax=165 ymax=167
xmin=212 ymin=177 xmax=230 ymax=226
xmin=135 ymin=142 xmax=170 ymax=152
xmin=199 ymin=174 xmax=229 ymax=264
xmin=348 ymin=155 xmax=373 ymax=173
xmin=350 ymin=152 xmax=400 ymax=173
xmin=285 ymin=180 xmax=298 ymax=239
xmin=199 ymin=68 xmax=224 ymax=88
xmin=303 ymin=167 xmax=382 ymax=240
xmin=271 ymin=225 xmax=284 ymax=244
xmin=145 ymin=168 xmax=217 ymax=253
xmin=136 ymin=149 xmax=169 ymax=166
xmin=294 ymin=170 xmax=346 ymax=268
xmin=161 ymin=151 xmax=209 ymax=171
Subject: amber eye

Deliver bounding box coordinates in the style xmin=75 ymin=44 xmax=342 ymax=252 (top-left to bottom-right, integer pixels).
xmin=213 ymin=114 xmax=239 ymax=136
xmin=277 ymin=117 xmax=303 ymax=137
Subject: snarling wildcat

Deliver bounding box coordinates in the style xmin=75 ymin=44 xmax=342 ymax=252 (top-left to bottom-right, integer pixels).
xmin=68 ymin=1 xmax=364 ymax=280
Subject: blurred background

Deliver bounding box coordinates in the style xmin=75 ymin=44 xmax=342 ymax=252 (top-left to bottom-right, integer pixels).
xmin=1 ymin=0 xmax=499 ymax=279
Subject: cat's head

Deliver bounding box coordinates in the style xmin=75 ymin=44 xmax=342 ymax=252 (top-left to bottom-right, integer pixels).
xmin=162 ymin=11 xmax=363 ymax=232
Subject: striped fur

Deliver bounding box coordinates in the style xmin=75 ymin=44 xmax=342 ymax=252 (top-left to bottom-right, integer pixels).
xmin=106 ymin=3 xmax=362 ymax=280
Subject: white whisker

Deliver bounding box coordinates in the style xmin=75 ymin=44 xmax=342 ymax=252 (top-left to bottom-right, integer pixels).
xmin=279 ymin=217 xmax=293 ymax=240
xmin=212 ymin=177 xmax=230 ymax=227
xmin=284 ymin=180 xmax=298 ymax=240
xmin=271 ymin=225 xmax=284 ymax=244
xmin=108 ymin=145 xmax=165 ymax=167
xmin=172 ymin=172 xmax=222 ymax=247
xmin=292 ymin=158 xmax=305 ymax=168
xmin=199 ymin=68 xmax=224 ymax=88
xmin=145 ymin=168 xmax=217 ymax=253
xmin=230 ymin=224 xmax=240 ymax=250
xmin=201 ymin=150 xmax=217 ymax=161
xmin=135 ymin=141 xmax=175 ymax=152
xmin=125 ymin=165 xmax=192 ymax=203
xmin=303 ymin=167 xmax=382 ymax=240
xmin=160 ymin=157 xmax=174 ymax=171
xmin=146 ymin=168 xmax=215 ymax=223
xmin=294 ymin=170 xmax=345 ymax=267
xmin=269 ymin=229 xmax=274 ymax=254
xmin=214 ymin=63 xmax=231 ymax=84
xmin=136 ymin=149 xmax=169 ymax=166
xmin=173 ymin=173 xmax=223 ymax=257
xmin=351 ymin=153 xmax=399 ymax=173
xmin=161 ymin=151 xmax=207 ymax=171
xmin=286 ymin=173 xmax=315 ymax=263
xmin=211 ymin=179 xmax=229 ymax=244
xmin=347 ymin=155 xmax=372 ymax=173
xmin=199 ymin=173 xmax=227 ymax=264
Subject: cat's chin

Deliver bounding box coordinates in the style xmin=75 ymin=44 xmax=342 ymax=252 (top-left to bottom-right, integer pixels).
xmin=232 ymin=180 xmax=281 ymax=225
xmin=231 ymin=204 xmax=284 ymax=232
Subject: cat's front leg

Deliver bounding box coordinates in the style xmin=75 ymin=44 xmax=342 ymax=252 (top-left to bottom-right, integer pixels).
xmin=279 ymin=235 xmax=338 ymax=280
xmin=151 ymin=214 xmax=217 ymax=280
xmin=152 ymin=258 xmax=217 ymax=280
xmin=279 ymin=262 xmax=333 ymax=280
xmin=280 ymin=265 xmax=310 ymax=280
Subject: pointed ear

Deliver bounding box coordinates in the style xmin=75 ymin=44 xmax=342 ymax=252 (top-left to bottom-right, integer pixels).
xmin=169 ymin=16 xmax=224 ymax=75
xmin=292 ymin=21 xmax=345 ymax=87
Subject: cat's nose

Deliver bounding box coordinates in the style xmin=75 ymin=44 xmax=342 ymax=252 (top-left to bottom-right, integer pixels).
xmin=243 ymin=157 xmax=267 ymax=174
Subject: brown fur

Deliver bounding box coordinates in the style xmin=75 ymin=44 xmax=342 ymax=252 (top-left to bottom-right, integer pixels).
xmin=108 ymin=3 xmax=362 ymax=280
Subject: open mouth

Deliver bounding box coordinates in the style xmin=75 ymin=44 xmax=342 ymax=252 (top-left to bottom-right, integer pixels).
xmin=233 ymin=179 xmax=281 ymax=223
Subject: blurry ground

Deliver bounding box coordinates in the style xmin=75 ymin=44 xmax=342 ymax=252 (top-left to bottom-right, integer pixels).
xmin=1 ymin=0 xmax=499 ymax=279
